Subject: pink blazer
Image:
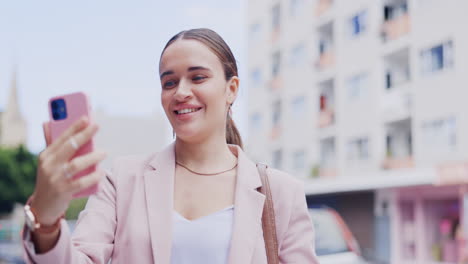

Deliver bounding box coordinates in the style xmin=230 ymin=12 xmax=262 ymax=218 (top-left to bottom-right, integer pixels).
xmin=23 ymin=143 xmax=318 ymax=263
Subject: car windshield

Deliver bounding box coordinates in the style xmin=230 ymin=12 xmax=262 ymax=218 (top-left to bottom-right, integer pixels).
xmin=310 ymin=209 xmax=350 ymax=256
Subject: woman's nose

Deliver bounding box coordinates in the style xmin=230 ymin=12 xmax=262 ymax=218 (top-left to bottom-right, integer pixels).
xmin=174 ymin=79 xmax=193 ymax=101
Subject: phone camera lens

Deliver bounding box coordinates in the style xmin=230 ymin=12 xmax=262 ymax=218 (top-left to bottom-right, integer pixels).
xmin=51 ymin=99 xmax=67 ymax=120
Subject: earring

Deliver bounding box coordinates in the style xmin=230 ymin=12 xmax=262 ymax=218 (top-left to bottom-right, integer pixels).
xmin=173 ymin=130 xmax=175 ymax=139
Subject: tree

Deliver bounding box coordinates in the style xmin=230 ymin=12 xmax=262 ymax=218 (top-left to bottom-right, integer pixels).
xmin=0 ymin=145 xmax=36 ymax=214
xmin=0 ymin=145 xmax=89 ymax=219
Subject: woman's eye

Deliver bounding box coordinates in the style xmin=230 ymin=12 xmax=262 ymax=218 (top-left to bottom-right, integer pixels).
xmin=193 ymin=76 xmax=206 ymax=82
xmin=163 ymin=80 xmax=177 ymax=88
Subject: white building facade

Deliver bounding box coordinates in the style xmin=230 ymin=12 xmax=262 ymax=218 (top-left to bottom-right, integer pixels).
xmin=246 ymin=0 xmax=468 ymax=263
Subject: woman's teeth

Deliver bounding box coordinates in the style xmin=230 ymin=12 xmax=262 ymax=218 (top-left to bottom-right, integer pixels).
xmin=176 ymin=108 xmax=200 ymax=114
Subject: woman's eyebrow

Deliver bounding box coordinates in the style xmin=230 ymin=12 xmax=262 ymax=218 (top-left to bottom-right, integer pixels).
xmin=160 ymin=66 xmax=211 ymax=79
xmin=160 ymin=70 xmax=174 ymax=79
xmin=188 ymin=66 xmax=211 ymax=72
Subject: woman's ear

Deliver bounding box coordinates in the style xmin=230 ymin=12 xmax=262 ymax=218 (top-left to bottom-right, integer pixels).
xmin=226 ymin=76 xmax=239 ymax=105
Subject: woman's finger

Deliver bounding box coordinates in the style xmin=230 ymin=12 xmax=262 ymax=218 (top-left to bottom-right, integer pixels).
xmin=48 ymin=117 xmax=89 ymax=152
xmin=62 ymin=151 xmax=107 ymax=179
xmin=66 ymin=169 xmax=105 ymax=194
xmin=53 ymin=123 xmax=99 ymax=163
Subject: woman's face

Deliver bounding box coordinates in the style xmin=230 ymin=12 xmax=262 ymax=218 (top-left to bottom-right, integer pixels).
xmin=159 ymin=39 xmax=238 ymax=142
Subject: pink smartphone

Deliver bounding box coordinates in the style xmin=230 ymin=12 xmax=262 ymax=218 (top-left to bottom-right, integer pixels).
xmin=48 ymin=92 xmax=98 ymax=198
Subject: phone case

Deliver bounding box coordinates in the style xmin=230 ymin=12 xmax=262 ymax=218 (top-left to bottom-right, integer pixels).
xmin=48 ymin=92 xmax=98 ymax=198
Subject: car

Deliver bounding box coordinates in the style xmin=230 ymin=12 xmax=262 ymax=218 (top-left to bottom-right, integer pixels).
xmin=309 ymin=207 xmax=369 ymax=264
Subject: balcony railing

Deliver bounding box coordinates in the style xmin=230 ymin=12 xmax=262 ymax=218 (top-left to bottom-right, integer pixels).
xmin=270 ymin=28 xmax=280 ymax=44
xmin=318 ymin=109 xmax=335 ymax=128
xmin=382 ymin=156 xmax=414 ymax=170
xmin=316 ymin=51 xmax=335 ymax=70
xmin=269 ymin=76 xmax=283 ymax=90
xmin=381 ymin=87 xmax=412 ymax=122
xmin=319 ymin=167 xmax=337 ymax=178
xmin=381 ymin=13 xmax=410 ymax=41
xmin=270 ymin=125 xmax=281 ymax=140
xmin=315 ymin=0 xmax=332 ymax=17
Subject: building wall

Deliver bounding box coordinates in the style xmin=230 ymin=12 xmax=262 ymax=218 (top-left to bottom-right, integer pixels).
xmin=93 ymin=109 xmax=172 ymax=169
xmin=247 ymin=0 xmax=468 ymax=181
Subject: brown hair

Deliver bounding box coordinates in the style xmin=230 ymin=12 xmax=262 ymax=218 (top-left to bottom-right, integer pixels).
xmin=161 ymin=28 xmax=243 ymax=149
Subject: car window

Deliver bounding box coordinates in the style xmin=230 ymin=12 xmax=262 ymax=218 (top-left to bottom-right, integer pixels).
xmin=309 ymin=209 xmax=349 ymax=256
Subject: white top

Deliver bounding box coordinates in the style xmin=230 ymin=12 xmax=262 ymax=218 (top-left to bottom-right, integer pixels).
xmin=170 ymin=205 xmax=234 ymax=264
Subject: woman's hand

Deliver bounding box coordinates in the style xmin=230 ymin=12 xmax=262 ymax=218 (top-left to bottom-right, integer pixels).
xmin=31 ymin=117 xmax=106 ymax=226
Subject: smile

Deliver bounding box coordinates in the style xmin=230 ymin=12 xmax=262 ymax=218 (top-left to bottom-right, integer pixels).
xmin=174 ymin=108 xmax=202 ymax=115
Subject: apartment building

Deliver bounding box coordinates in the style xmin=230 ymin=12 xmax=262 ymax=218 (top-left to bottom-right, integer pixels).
xmin=246 ymin=0 xmax=468 ymax=263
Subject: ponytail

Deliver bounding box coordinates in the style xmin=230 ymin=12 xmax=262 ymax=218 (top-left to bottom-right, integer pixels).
xmin=226 ymin=114 xmax=243 ymax=149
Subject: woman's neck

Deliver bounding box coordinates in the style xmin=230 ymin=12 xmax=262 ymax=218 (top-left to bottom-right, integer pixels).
xmin=174 ymin=136 xmax=238 ymax=174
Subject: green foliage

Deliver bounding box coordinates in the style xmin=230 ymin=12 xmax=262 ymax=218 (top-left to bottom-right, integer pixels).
xmin=0 ymin=145 xmax=37 ymax=214
xmin=310 ymin=164 xmax=320 ymax=179
xmin=65 ymin=198 xmax=88 ymax=220
xmin=0 ymin=145 xmax=89 ymax=219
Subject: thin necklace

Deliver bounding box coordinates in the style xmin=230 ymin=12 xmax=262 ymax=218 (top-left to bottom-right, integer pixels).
xmin=176 ymin=161 xmax=238 ymax=176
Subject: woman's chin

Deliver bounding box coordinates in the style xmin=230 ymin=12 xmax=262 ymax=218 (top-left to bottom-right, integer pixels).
xmin=174 ymin=129 xmax=203 ymax=142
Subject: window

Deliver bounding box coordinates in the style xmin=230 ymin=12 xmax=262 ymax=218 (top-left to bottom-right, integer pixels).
xmin=421 ymin=41 xmax=453 ymax=75
xmin=250 ymin=68 xmax=262 ymax=87
xmin=272 ymin=51 xmax=281 ymax=77
xmin=384 ymin=2 xmax=408 ymax=21
xmin=386 ymin=67 xmax=410 ymax=89
xmin=249 ymin=23 xmax=261 ymax=42
xmin=291 ymin=96 xmax=306 ymax=118
xmin=320 ymin=138 xmax=336 ymax=168
xmin=386 ymin=131 xmax=412 ymax=158
xmin=289 ymin=44 xmax=306 ymax=67
xmin=273 ymin=149 xmax=283 ymax=169
xmin=250 ymin=113 xmax=262 ymax=132
xmin=347 ymin=73 xmax=368 ymax=100
xmin=347 ymin=137 xmax=370 ymax=161
xmin=293 ymin=150 xmax=306 ymax=171
xmin=319 ymin=39 xmax=331 ymax=55
xmin=348 ymin=10 xmax=367 ymax=37
xmin=421 ymin=117 xmax=456 ymax=153
xmin=290 ymin=0 xmax=304 ymax=17
xmin=272 ymin=100 xmax=282 ymax=125
xmin=272 ymin=4 xmax=281 ymax=31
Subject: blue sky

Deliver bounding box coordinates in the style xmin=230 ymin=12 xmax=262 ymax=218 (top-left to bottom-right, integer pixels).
xmin=0 ymin=0 xmax=247 ymax=153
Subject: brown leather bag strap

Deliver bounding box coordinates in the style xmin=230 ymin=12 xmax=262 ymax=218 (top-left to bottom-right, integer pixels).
xmin=256 ymin=163 xmax=280 ymax=264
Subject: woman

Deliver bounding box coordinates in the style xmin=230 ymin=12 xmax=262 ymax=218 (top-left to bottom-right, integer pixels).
xmin=22 ymin=28 xmax=318 ymax=263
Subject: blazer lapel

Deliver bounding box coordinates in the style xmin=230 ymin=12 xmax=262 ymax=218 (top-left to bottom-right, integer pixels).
xmin=228 ymin=145 xmax=265 ymax=264
xmin=143 ymin=143 xmax=176 ymax=264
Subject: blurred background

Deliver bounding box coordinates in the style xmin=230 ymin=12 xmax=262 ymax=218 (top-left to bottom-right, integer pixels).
xmin=1 ymin=0 xmax=468 ymax=263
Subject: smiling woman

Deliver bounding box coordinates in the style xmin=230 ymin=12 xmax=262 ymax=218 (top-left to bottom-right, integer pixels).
xmin=22 ymin=28 xmax=319 ymax=264
xmin=159 ymin=29 xmax=242 ymax=149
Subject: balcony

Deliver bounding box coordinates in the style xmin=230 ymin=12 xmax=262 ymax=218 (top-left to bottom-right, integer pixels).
xmin=319 ymin=168 xmax=337 ymax=178
xmin=383 ymin=118 xmax=413 ymax=170
xmin=270 ymin=125 xmax=281 ymax=140
xmin=318 ymin=79 xmax=335 ymax=128
xmin=270 ymin=28 xmax=280 ymax=44
xmin=316 ymin=51 xmax=335 ymax=71
xmin=318 ymin=109 xmax=335 ymax=128
xmin=315 ymin=0 xmax=332 ymax=17
xmin=381 ymin=13 xmax=410 ymax=42
xmin=381 ymin=86 xmax=412 ymax=123
xmin=269 ymin=76 xmax=283 ymax=91
xmin=318 ymin=137 xmax=336 ymax=177
xmin=316 ymin=21 xmax=334 ymax=71
xmin=382 ymin=156 xmax=414 ymax=169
